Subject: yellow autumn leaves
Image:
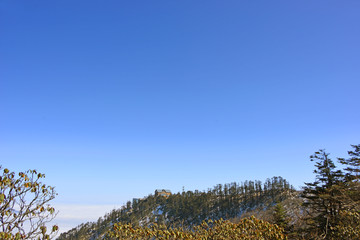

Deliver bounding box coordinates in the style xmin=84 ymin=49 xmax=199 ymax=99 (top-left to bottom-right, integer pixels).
xmin=0 ymin=167 xmax=58 ymax=240
xmin=106 ymin=216 xmax=287 ymax=240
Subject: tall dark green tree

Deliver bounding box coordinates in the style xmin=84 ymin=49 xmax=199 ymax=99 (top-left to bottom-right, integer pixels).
xmin=273 ymin=203 xmax=289 ymax=231
xmin=302 ymin=149 xmax=344 ymax=238
xmin=339 ymin=144 xmax=360 ymax=180
xmin=338 ymin=144 xmax=360 ymax=211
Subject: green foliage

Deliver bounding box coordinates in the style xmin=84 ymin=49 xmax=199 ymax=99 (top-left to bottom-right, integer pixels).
xmin=338 ymin=144 xmax=360 ymax=209
xmin=57 ymin=144 xmax=360 ymax=240
xmin=339 ymin=144 xmax=360 ymax=182
xmin=0 ymin=166 xmax=58 ymax=239
xmin=302 ymin=149 xmax=344 ymax=237
xmin=301 ymin=144 xmax=360 ymax=239
xmin=58 ymin=176 xmax=295 ymax=240
xmin=273 ymin=203 xmax=289 ymax=231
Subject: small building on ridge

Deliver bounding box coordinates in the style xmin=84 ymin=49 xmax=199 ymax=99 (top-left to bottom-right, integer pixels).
xmin=155 ymin=189 xmax=171 ymax=198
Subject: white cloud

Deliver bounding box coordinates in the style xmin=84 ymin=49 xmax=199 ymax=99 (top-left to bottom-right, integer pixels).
xmin=52 ymin=204 xmax=122 ymax=234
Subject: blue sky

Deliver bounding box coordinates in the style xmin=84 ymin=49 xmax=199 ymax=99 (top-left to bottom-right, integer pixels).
xmin=1 ymin=0 xmax=360 ymax=233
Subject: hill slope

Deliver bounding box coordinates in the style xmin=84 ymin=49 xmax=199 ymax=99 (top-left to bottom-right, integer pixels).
xmin=57 ymin=176 xmax=298 ymax=240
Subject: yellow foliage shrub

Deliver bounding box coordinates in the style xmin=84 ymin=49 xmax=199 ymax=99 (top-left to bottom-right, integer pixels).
xmin=106 ymin=216 xmax=287 ymax=240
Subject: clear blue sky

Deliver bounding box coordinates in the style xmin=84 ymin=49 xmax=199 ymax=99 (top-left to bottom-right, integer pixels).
xmin=1 ymin=0 xmax=359 ymax=232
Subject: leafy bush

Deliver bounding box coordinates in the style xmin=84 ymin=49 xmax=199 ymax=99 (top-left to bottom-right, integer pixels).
xmin=106 ymin=216 xmax=287 ymax=239
xmin=0 ymin=167 xmax=58 ymax=239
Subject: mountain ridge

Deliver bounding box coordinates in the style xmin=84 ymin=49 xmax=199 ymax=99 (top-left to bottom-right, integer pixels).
xmin=57 ymin=176 xmax=297 ymax=240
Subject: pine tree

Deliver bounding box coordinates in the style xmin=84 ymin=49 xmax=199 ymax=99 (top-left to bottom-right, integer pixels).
xmin=339 ymin=144 xmax=360 ymax=181
xmin=337 ymin=144 xmax=360 ymax=212
xmin=302 ymin=149 xmax=344 ymax=238
xmin=273 ymin=203 xmax=289 ymax=231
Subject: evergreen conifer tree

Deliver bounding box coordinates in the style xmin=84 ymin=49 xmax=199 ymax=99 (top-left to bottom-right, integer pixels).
xmin=339 ymin=144 xmax=360 ymax=182
xmin=273 ymin=203 xmax=289 ymax=231
xmin=338 ymin=144 xmax=360 ymax=209
xmin=302 ymin=149 xmax=344 ymax=238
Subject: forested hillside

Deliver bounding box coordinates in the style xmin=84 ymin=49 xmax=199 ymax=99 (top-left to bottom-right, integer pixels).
xmin=57 ymin=144 xmax=360 ymax=240
xmin=58 ymin=176 xmax=297 ymax=240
